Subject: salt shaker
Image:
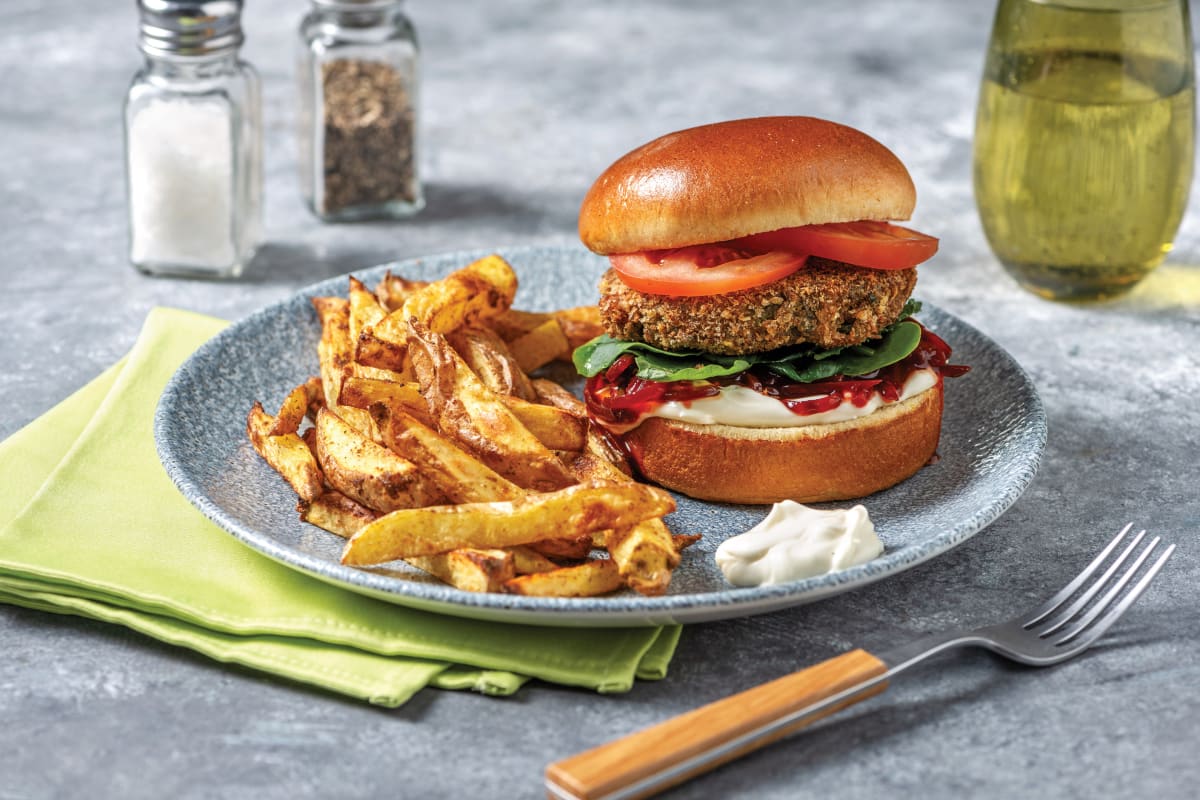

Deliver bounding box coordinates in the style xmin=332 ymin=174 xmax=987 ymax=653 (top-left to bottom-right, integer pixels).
xmin=298 ymin=0 xmax=423 ymax=221
xmin=125 ymin=0 xmax=263 ymax=278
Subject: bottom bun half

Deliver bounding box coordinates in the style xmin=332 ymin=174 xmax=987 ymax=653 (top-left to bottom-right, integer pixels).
xmin=620 ymin=382 xmax=944 ymax=505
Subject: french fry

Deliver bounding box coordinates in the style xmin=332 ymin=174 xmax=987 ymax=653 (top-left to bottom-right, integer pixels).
xmin=298 ymin=491 xmax=379 ymax=537
xmin=314 ymin=407 xmax=444 ymax=512
xmin=449 ymin=327 xmax=536 ymax=401
xmin=406 ymin=548 xmax=515 ymax=593
xmin=502 ymin=559 xmax=623 ymax=597
xmin=408 ymin=320 xmax=575 ymax=491
xmin=501 ymin=395 xmax=586 ymax=452
xmin=507 ymin=318 xmax=571 ymax=373
xmin=341 ymin=480 xmax=676 ymax=565
xmin=247 ymin=402 xmax=324 ymax=502
xmin=553 ymin=305 xmax=605 ymax=353
xmin=368 ymin=402 xmax=523 ymax=504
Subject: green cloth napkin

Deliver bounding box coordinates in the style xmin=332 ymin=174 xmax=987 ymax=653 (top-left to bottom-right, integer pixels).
xmin=0 ymin=307 xmax=680 ymax=707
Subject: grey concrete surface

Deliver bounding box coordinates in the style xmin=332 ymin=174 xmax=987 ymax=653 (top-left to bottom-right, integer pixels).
xmin=2 ymin=1 xmax=1198 ymax=798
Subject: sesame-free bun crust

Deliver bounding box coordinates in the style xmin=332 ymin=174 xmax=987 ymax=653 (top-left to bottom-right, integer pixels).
xmin=579 ymin=116 xmax=917 ymax=255
xmin=620 ymin=382 xmax=943 ymax=505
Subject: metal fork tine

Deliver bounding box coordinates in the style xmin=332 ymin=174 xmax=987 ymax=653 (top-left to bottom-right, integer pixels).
xmin=1053 ymin=537 xmax=1165 ymax=645
xmin=1035 ymin=528 xmax=1148 ymax=636
xmin=1054 ymin=543 xmax=1176 ymax=650
xmin=1024 ymin=523 xmax=1134 ymax=628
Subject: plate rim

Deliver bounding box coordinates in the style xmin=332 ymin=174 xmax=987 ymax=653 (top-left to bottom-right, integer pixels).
xmin=155 ymin=244 xmax=1047 ymax=627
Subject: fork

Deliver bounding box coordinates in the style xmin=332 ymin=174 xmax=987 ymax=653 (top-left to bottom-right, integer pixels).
xmin=545 ymin=524 xmax=1175 ymax=800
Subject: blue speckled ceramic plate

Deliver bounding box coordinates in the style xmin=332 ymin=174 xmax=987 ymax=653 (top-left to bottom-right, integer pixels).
xmin=156 ymin=245 xmax=1046 ymax=627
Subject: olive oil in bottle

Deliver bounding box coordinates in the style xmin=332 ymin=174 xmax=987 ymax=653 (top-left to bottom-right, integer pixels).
xmin=973 ymin=0 xmax=1194 ymax=300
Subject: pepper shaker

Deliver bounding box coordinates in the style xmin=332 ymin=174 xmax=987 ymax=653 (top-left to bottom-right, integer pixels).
xmin=298 ymin=0 xmax=423 ymax=221
xmin=124 ymin=0 xmax=263 ymax=278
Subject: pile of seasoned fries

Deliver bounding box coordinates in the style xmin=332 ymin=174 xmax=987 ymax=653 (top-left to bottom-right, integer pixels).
xmin=247 ymin=254 xmax=696 ymax=597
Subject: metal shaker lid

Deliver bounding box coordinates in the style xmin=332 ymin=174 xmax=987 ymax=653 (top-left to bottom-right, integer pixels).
xmin=137 ymin=0 xmax=244 ymax=57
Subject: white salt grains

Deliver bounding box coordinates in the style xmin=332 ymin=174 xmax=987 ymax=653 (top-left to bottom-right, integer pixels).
xmin=127 ymin=98 xmax=236 ymax=270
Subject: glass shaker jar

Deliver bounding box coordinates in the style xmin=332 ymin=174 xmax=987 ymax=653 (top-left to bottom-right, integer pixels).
xmin=298 ymin=0 xmax=423 ymax=221
xmin=124 ymin=0 xmax=263 ymax=279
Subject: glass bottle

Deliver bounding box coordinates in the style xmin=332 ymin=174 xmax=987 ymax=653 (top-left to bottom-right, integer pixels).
xmin=298 ymin=0 xmax=423 ymax=222
xmin=125 ymin=0 xmax=263 ymax=279
xmin=973 ymin=0 xmax=1194 ymax=301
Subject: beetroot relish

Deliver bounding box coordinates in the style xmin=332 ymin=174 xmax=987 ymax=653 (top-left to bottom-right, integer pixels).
xmin=584 ymin=324 xmax=968 ymax=428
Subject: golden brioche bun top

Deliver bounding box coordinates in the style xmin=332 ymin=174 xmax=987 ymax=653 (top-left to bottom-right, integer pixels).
xmin=578 ymin=116 xmax=917 ymax=255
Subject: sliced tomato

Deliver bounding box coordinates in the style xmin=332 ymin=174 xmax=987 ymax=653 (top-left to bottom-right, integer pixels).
xmin=609 ymin=247 xmax=807 ymax=297
xmin=734 ymin=221 xmax=939 ymax=270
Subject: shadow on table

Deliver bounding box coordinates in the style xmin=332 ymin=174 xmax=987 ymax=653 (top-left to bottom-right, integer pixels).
xmin=240 ymin=181 xmax=570 ymax=286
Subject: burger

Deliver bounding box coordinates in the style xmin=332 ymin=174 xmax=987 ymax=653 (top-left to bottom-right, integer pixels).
xmin=572 ymin=116 xmax=968 ymax=505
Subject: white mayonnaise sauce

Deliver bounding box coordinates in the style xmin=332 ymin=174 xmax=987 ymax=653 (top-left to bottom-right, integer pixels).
xmin=715 ymin=501 xmax=884 ymax=587
xmin=647 ymin=368 xmax=937 ymax=429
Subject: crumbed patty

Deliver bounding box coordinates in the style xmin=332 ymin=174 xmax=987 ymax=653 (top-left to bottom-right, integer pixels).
xmin=598 ymin=258 xmax=917 ymax=355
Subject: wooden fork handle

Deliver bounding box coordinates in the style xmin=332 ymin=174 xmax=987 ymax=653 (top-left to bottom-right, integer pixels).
xmin=545 ymin=648 xmax=889 ymax=800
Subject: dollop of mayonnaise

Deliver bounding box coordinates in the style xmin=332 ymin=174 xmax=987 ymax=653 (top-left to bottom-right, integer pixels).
xmin=715 ymin=501 xmax=884 ymax=587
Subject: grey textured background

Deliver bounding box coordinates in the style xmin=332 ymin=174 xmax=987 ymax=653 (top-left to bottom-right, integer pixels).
xmin=2 ymin=1 xmax=1198 ymax=798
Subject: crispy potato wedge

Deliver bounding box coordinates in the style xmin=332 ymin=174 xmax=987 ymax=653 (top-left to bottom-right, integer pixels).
xmin=407 ymin=253 xmax=518 ymax=330
xmin=368 ymin=254 xmax=519 ymax=363
xmin=313 ymin=296 xmax=352 ymax=407
xmin=553 ymin=305 xmax=605 ymax=353
xmin=605 ymin=519 xmax=680 ymax=596
xmin=338 ymin=376 xmax=433 ymax=427
xmin=369 ymin=402 xmax=523 ymax=504
xmin=449 ymin=327 xmax=536 ymax=401
xmin=501 ymin=395 xmax=586 ymax=452
xmin=342 ymin=361 xmax=410 ymax=384
xmin=556 ymin=440 xmax=682 ymax=596
xmin=341 ymin=480 xmax=676 ymax=564
xmin=247 ymin=402 xmax=325 ymax=502
xmin=508 ymin=546 xmax=563 ymax=575
xmin=507 ymin=318 xmax=571 ymax=373
xmin=502 ymin=559 xmax=622 ymax=597
xmin=255 ymin=261 xmax=696 ymax=597
xmin=313 ymin=295 xmax=378 ymax=435
xmin=406 ymin=548 xmax=516 ymax=593
xmin=298 ymin=491 xmax=379 ymax=538
xmin=533 ymin=378 xmax=631 ymax=474
xmin=314 ymin=407 xmax=444 ymax=512
xmin=349 ymin=275 xmax=411 ymax=373
xmin=408 ymin=320 xmax=575 ymax=491
xmin=375 ymin=271 xmax=429 ymax=313
xmin=355 ymin=328 xmax=411 ymax=374
xmin=269 ymin=377 xmax=323 ymax=436
xmin=526 ymin=533 xmax=594 ymax=563
xmin=348 ymin=276 xmax=388 ymax=342
xmin=300 ymin=492 xmax=515 ymax=593
xmin=531 ymin=377 xmax=586 ymax=415
xmin=491 ymin=308 xmax=553 ymax=341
